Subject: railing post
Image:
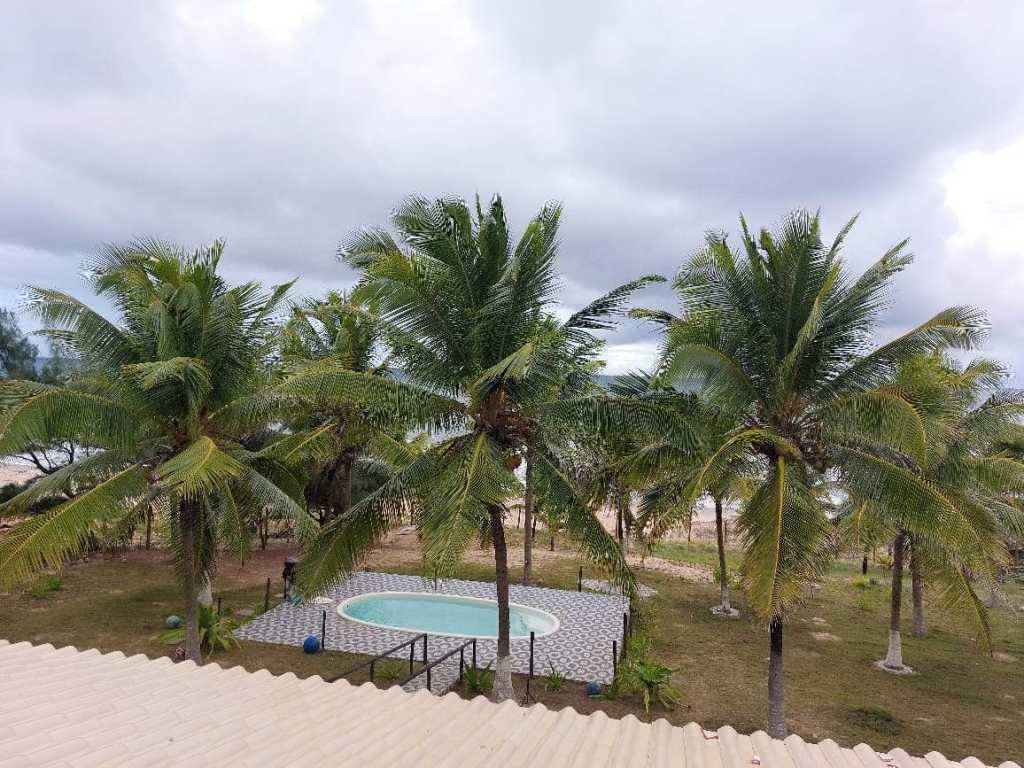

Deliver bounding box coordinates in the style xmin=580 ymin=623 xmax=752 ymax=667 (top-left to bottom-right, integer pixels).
xmin=409 ymin=639 xmax=415 ymax=675
xmin=622 ymin=612 xmax=628 ymax=655
xmin=370 ymin=659 xmax=375 ymax=683
xmin=527 ymin=630 xmax=535 ymax=699
xmin=612 ymin=640 xmax=618 ymax=678
xmin=426 ymin=666 xmax=432 ymax=692
xmin=577 ymin=565 xmax=583 ymax=591
xmin=459 ymin=647 xmax=465 ymax=683
xmin=321 ymin=610 xmax=327 ymax=652
xmin=263 ymin=577 xmax=270 ymax=612
xmin=423 ymin=635 xmax=428 ymax=664
xmin=472 ymin=638 xmax=477 ymax=670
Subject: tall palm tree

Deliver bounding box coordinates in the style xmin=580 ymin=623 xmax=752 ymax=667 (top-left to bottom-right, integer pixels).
xmin=851 ymin=354 xmax=1024 ymax=672
xmin=652 ymin=210 xmax=984 ymax=737
xmin=0 ymin=241 xmax=311 ymax=663
xmin=296 ymin=195 xmax=638 ymax=700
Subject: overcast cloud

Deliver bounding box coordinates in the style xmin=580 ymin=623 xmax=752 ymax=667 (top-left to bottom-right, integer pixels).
xmin=2 ymin=1 xmax=1024 ymax=375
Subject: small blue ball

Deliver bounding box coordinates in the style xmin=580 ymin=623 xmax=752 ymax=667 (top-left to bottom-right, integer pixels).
xmin=165 ymin=615 xmax=181 ymax=629
xmin=585 ymin=681 xmax=601 ymax=697
xmin=302 ymin=635 xmax=321 ymax=654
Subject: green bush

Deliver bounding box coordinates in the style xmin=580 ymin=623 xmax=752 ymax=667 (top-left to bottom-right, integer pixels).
xmin=374 ymin=658 xmax=408 ymax=684
xmin=29 ymin=574 xmax=62 ymax=599
xmin=851 ymin=575 xmax=881 ymax=591
xmin=543 ymin=663 xmax=565 ymax=692
xmin=159 ymin=605 xmax=240 ymax=657
xmin=461 ymin=661 xmax=493 ymax=695
xmin=620 ymin=658 xmax=681 ymax=714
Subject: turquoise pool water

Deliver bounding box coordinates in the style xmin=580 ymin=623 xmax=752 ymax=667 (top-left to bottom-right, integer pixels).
xmin=338 ymin=592 xmax=559 ymax=639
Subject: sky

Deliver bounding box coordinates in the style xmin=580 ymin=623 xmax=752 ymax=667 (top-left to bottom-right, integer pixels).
xmin=2 ymin=1 xmax=1024 ymax=376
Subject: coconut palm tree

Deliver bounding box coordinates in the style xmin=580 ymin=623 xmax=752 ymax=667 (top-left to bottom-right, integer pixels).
xmin=650 ymin=210 xmax=984 ymax=737
xmin=850 ymin=354 xmax=1024 ymax=672
xmin=295 ymin=195 xmax=639 ymax=700
xmin=0 ymin=241 xmax=313 ymax=663
xmin=278 ymin=291 xmax=409 ymax=524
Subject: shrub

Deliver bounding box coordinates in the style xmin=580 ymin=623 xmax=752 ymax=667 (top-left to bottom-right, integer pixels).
xmin=852 ymin=575 xmax=881 ymax=591
xmin=29 ymin=574 xmax=61 ymax=599
xmin=621 ymin=658 xmax=681 ymax=714
xmin=159 ymin=604 xmax=240 ymax=657
xmin=461 ymin=661 xmax=493 ymax=695
xmin=374 ymin=658 xmax=408 ymax=684
xmin=543 ymin=663 xmax=565 ymax=692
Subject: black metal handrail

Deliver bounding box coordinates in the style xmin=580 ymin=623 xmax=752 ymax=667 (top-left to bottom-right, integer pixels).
xmin=398 ymin=637 xmax=477 ymax=692
xmin=325 ymin=633 xmax=428 ymax=684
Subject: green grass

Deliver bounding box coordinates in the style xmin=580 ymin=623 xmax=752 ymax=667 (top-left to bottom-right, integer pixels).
xmin=0 ymin=544 xmax=1021 ymax=764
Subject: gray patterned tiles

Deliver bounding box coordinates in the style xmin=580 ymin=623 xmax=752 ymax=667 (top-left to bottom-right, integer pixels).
xmin=235 ymin=571 xmax=629 ymax=693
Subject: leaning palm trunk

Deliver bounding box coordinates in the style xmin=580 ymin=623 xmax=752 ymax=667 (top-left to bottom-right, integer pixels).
xmin=522 ymin=448 xmax=534 ymax=585
xmin=882 ymin=531 xmax=911 ymax=672
xmin=910 ymin=541 xmax=927 ymax=637
xmin=490 ymin=505 xmax=515 ymax=701
xmin=767 ymin=617 xmax=785 ymax=738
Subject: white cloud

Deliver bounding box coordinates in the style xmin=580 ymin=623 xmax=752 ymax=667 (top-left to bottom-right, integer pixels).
xmin=943 ymin=138 xmax=1024 ymax=255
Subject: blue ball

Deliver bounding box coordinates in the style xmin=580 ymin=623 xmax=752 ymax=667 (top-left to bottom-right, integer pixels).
xmin=585 ymin=681 xmax=601 ymax=697
xmin=302 ymin=635 xmax=321 ymax=654
xmin=164 ymin=615 xmax=181 ymax=629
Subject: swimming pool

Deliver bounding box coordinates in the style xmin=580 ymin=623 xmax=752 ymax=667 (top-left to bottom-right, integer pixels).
xmin=337 ymin=591 xmax=559 ymax=639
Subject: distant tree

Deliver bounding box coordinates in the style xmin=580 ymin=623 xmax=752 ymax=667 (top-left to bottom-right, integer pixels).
xmin=0 ymin=308 xmax=37 ymax=380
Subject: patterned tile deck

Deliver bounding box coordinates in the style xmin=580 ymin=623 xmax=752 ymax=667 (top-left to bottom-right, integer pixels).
xmin=235 ymin=571 xmax=629 ymax=692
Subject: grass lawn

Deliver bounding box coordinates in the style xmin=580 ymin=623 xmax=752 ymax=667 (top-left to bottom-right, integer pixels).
xmin=0 ymin=538 xmax=1021 ymax=764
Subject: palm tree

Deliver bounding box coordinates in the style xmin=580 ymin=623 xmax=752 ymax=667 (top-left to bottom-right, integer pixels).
xmin=652 ymin=210 xmax=984 ymax=737
xmin=0 ymin=241 xmax=311 ymax=663
xmin=852 ymin=354 xmax=1024 ymax=672
xmin=278 ymin=291 xmax=405 ymax=524
xmin=296 ymin=195 xmax=637 ymax=700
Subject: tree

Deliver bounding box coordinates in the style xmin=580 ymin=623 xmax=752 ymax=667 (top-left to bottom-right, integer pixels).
xmin=0 ymin=308 xmax=37 ymax=380
xmin=296 ymin=195 xmax=636 ymax=701
xmin=278 ymin=291 xmax=407 ymax=525
xmin=0 ymin=240 xmax=311 ymax=663
xmin=851 ymin=354 xmax=1024 ymax=672
xmin=652 ymin=210 xmax=984 ymax=737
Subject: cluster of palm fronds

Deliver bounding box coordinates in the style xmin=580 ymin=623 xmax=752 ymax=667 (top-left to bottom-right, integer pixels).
xmin=0 ymin=202 xmax=1020 ymax=731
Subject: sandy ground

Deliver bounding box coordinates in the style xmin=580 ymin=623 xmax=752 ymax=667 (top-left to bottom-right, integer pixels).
xmin=367 ymin=525 xmax=712 ymax=582
xmin=0 ymin=462 xmax=41 ymax=486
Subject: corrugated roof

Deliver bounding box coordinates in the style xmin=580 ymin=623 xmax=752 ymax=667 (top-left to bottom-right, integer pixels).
xmin=0 ymin=639 xmax=1017 ymax=768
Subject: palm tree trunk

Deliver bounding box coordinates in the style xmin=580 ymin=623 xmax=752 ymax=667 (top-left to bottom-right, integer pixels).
xmin=910 ymin=540 xmax=927 ymax=637
xmin=145 ymin=506 xmax=152 ymax=550
xmin=616 ymin=489 xmax=630 ymax=558
xmin=489 ymin=504 xmax=515 ymax=701
xmin=884 ymin=531 xmax=908 ymax=671
xmin=180 ymin=501 xmax=202 ymax=665
xmin=714 ymin=497 xmax=731 ymax=613
xmin=861 ymin=551 xmax=868 ymax=576
xmin=522 ymin=447 xmax=534 ymax=585
xmin=767 ymin=616 xmax=786 ymax=738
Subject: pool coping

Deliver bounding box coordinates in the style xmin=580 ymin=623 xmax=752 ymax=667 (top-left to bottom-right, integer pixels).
xmin=336 ymin=591 xmax=561 ymax=640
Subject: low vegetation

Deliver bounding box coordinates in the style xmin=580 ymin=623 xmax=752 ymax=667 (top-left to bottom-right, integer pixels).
xmin=0 ymin=540 xmax=1020 ymax=764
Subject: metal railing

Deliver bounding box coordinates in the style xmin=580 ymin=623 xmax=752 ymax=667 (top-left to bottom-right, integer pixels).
xmin=399 ymin=638 xmax=477 ymax=693
xmin=325 ymin=633 xmax=428 ymax=684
